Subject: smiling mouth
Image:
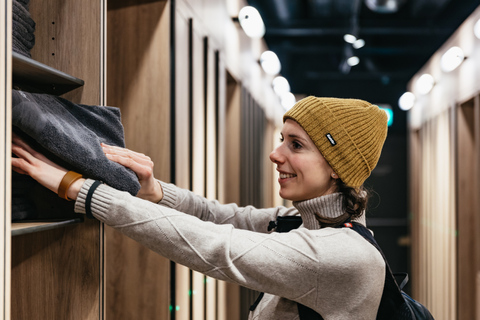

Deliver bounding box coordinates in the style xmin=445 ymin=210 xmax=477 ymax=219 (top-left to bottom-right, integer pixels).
xmin=279 ymin=173 xmax=297 ymax=179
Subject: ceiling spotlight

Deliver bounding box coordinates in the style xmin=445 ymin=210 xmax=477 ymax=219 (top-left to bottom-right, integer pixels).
xmin=237 ymin=6 xmax=265 ymax=39
xmin=474 ymin=19 xmax=480 ymax=39
xmin=344 ymin=34 xmax=357 ymax=44
xmin=440 ymin=46 xmax=465 ymax=72
xmin=347 ymin=56 xmax=360 ymax=66
xmin=415 ymin=73 xmax=435 ymax=95
xmin=260 ymin=50 xmax=281 ymax=75
xmin=280 ymin=92 xmax=296 ymax=111
xmin=398 ymin=92 xmax=415 ymax=111
xmin=365 ymin=0 xmax=407 ymax=14
xmin=272 ymin=76 xmax=290 ymax=96
xmin=353 ymin=39 xmax=365 ymax=49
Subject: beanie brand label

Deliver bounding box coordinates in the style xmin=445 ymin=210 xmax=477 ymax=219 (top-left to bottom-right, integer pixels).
xmin=326 ymin=133 xmax=336 ymax=146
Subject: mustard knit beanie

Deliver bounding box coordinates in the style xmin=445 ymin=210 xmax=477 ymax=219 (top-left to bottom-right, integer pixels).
xmin=283 ymin=96 xmax=388 ymax=188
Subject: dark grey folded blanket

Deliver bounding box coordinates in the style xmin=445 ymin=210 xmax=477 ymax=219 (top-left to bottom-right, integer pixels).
xmin=12 ymin=90 xmax=141 ymax=195
xmin=12 ymin=0 xmax=35 ymax=57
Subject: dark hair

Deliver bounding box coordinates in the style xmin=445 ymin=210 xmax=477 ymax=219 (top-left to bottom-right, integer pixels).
xmin=314 ymin=179 xmax=369 ymax=227
xmin=337 ymin=179 xmax=369 ymax=219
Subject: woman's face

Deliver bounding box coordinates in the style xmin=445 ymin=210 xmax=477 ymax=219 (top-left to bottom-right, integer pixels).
xmin=269 ymin=119 xmax=338 ymax=202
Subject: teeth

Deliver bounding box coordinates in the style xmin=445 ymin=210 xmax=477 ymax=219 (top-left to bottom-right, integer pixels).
xmin=280 ymin=173 xmax=296 ymax=179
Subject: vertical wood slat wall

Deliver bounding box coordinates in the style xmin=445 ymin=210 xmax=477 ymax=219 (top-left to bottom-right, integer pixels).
xmin=105 ymin=1 xmax=171 ymax=319
xmin=408 ymin=6 xmax=480 ymax=320
xmin=409 ymin=110 xmax=456 ymax=320
xmin=455 ymin=96 xmax=480 ymax=320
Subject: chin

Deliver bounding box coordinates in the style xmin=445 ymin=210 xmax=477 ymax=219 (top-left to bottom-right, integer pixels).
xmin=279 ymin=192 xmax=302 ymax=202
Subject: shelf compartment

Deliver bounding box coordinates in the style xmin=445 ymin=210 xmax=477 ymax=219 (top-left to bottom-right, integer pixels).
xmin=12 ymin=217 xmax=84 ymax=237
xmin=12 ymin=52 xmax=85 ymax=95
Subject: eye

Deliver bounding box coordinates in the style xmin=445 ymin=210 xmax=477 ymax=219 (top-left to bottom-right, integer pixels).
xmin=279 ymin=135 xmax=284 ymax=143
xmin=292 ymin=140 xmax=302 ymax=149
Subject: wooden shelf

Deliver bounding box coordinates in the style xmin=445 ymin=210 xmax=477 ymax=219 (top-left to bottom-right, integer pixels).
xmin=11 ymin=217 xmax=84 ymax=237
xmin=12 ymin=52 xmax=84 ymax=95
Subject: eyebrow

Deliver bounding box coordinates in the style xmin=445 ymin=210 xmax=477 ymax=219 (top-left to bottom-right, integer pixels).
xmin=281 ymin=132 xmax=309 ymax=143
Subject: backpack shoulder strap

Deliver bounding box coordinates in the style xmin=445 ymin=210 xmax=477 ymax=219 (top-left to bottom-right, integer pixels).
xmin=346 ymin=222 xmax=406 ymax=318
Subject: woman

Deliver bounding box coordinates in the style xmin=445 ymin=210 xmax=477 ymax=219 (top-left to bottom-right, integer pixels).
xmin=12 ymin=96 xmax=388 ymax=319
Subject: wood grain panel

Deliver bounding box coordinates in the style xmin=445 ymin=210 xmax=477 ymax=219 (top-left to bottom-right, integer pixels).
xmin=29 ymin=0 xmax=104 ymax=104
xmin=192 ymin=271 xmax=205 ymax=320
xmin=205 ymin=42 xmax=216 ymax=201
xmin=175 ymin=264 xmax=191 ymax=320
xmin=456 ymin=99 xmax=476 ymax=320
xmin=11 ymin=219 xmax=100 ymax=319
xmin=106 ymin=1 xmax=171 ymax=320
xmin=205 ymin=276 xmax=217 ymax=320
xmin=191 ymin=26 xmax=205 ymax=320
xmin=174 ymin=9 xmax=193 ymax=320
xmin=175 ymin=9 xmax=191 ymax=191
xmin=224 ymin=73 xmax=241 ymax=204
xmin=107 ymin=0 xmax=170 ymax=175
xmin=104 ymin=226 xmax=170 ymax=319
xmin=204 ymin=39 xmax=217 ymax=320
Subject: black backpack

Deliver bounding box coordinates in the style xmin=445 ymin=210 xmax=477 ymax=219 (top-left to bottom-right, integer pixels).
xmin=261 ymin=216 xmax=435 ymax=320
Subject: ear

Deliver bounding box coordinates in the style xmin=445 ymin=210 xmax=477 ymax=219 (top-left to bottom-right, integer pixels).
xmin=331 ymin=172 xmax=338 ymax=179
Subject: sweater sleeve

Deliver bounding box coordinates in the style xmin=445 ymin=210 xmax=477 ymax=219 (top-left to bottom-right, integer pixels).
xmin=158 ymin=181 xmax=298 ymax=232
xmin=74 ymin=179 xmax=385 ymax=310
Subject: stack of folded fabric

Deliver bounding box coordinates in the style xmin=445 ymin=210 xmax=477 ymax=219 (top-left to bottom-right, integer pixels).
xmin=12 ymin=0 xmax=35 ymax=58
xmin=12 ymin=90 xmax=141 ymax=203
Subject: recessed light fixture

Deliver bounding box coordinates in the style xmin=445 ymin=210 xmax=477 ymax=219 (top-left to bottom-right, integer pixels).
xmin=474 ymin=19 xmax=480 ymax=39
xmin=280 ymin=92 xmax=296 ymax=111
xmin=260 ymin=50 xmax=281 ymax=75
xmin=415 ymin=73 xmax=435 ymax=95
xmin=347 ymin=56 xmax=360 ymax=66
xmin=398 ymin=92 xmax=415 ymax=111
xmin=272 ymin=76 xmax=290 ymax=96
xmin=440 ymin=46 xmax=464 ymax=72
xmin=344 ymin=34 xmax=357 ymax=44
xmin=237 ymin=6 xmax=265 ymax=39
xmin=353 ymin=39 xmax=365 ymax=49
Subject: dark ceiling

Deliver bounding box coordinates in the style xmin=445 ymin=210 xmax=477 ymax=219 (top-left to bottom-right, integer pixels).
xmin=247 ymin=0 xmax=479 ymax=121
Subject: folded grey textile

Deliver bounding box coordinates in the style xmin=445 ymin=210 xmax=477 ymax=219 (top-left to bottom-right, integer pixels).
xmin=13 ymin=21 xmax=35 ymax=49
xmin=16 ymin=0 xmax=30 ymax=10
xmin=12 ymin=0 xmax=35 ymax=57
xmin=12 ymin=36 xmax=32 ymax=58
xmin=12 ymin=19 xmax=35 ymax=41
xmin=12 ymin=90 xmax=141 ymax=195
xmin=12 ymin=0 xmax=35 ymax=31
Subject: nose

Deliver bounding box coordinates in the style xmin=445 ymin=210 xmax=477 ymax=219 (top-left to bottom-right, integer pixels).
xmin=269 ymin=145 xmax=284 ymax=164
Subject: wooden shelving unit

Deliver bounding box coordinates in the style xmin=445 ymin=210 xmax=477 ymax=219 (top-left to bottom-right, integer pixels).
xmin=8 ymin=0 xmax=106 ymax=319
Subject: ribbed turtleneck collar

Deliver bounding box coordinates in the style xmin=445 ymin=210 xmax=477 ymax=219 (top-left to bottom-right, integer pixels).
xmin=293 ymin=193 xmax=366 ymax=230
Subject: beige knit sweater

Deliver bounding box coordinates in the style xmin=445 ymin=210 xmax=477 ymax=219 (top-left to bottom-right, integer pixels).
xmin=74 ymin=179 xmax=385 ymax=320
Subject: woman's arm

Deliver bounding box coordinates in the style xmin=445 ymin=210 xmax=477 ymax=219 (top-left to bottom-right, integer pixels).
xmin=102 ymin=143 xmax=297 ymax=232
xmin=158 ymin=181 xmax=297 ymax=232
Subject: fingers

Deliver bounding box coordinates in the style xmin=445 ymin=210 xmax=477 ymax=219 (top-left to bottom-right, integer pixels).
xmin=12 ymin=136 xmax=65 ymax=170
xmin=104 ymin=152 xmax=153 ymax=179
xmin=102 ymin=143 xmax=153 ymax=167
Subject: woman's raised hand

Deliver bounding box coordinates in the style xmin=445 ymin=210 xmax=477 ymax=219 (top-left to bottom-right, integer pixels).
xmin=101 ymin=143 xmax=163 ymax=203
xmin=11 ymin=133 xmax=84 ymax=200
